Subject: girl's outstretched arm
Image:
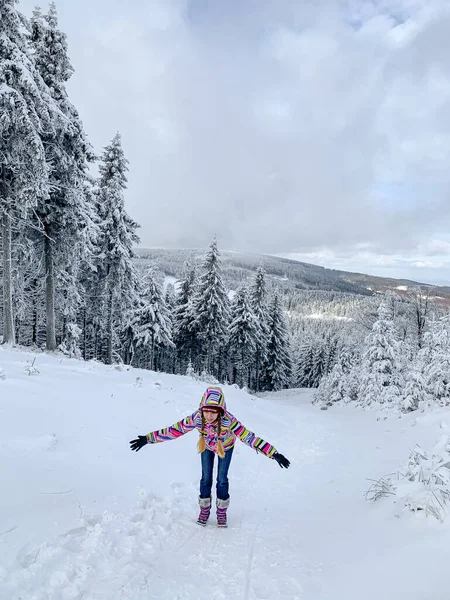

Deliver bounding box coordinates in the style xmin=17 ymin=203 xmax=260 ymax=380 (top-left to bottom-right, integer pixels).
xmin=228 ymin=414 xmax=290 ymax=467
xmin=129 ymin=411 xmax=200 ymax=451
xmin=228 ymin=414 xmax=277 ymax=458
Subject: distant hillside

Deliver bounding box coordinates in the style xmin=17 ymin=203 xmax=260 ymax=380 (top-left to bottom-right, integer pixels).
xmin=134 ymin=248 xmax=450 ymax=302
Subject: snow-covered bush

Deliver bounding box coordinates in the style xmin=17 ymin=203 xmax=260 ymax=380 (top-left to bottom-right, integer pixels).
xmin=367 ymin=435 xmax=450 ymax=521
xmin=186 ymin=360 xmax=195 ymax=378
xmin=313 ymin=347 xmax=358 ymax=408
xmin=59 ymin=323 xmax=82 ymax=359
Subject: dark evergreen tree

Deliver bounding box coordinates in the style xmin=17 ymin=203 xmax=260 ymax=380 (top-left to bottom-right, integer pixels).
xmin=173 ymin=261 xmax=198 ymax=372
xmin=192 ymin=237 xmax=230 ymax=377
xmin=249 ymin=265 xmax=270 ymax=391
xmin=228 ymin=286 xmax=260 ymax=387
xmin=261 ymin=294 xmax=292 ymax=391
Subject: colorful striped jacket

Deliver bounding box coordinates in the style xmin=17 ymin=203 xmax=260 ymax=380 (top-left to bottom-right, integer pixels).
xmin=146 ymin=387 xmax=277 ymax=458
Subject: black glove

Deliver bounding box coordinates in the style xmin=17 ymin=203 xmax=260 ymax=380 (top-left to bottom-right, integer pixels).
xmin=273 ymin=452 xmax=290 ymax=469
xmin=129 ymin=435 xmax=148 ymax=452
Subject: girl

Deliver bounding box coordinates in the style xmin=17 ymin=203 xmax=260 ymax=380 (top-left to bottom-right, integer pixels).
xmin=129 ymin=386 xmax=290 ymax=528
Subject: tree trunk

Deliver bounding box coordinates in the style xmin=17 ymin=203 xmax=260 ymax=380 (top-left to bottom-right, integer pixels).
xmin=44 ymin=229 xmax=57 ymax=350
xmin=255 ymin=348 xmax=261 ymax=392
xmin=106 ymin=289 xmax=113 ymax=365
xmin=83 ymin=305 xmax=87 ymax=360
xmin=32 ymin=278 xmax=38 ymax=345
xmin=2 ymin=212 xmax=15 ymax=345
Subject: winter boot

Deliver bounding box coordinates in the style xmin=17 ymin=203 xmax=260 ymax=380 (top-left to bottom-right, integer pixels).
xmin=216 ymin=497 xmax=230 ymax=528
xmin=197 ymin=496 xmax=211 ymax=526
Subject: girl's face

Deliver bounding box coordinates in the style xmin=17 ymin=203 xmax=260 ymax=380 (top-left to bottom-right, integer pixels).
xmin=203 ymin=409 xmax=219 ymax=424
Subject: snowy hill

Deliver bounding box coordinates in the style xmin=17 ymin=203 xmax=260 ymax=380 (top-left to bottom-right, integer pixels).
xmin=1 ymin=347 xmax=450 ymax=599
xmin=134 ymin=247 xmax=450 ymax=301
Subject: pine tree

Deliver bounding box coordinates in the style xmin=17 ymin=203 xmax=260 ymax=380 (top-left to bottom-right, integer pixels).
xmin=228 ymin=286 xmax=260 ymax=387
xmin=29 ymin=4 xmax=96 ymax=350
xmin=296 ymin=342 xmax=315 ymax=387
xmin=261 ymin=294 xmax=292 ymax=391
xmin=192 ymin=237 xmax=230 ymax=377
xmin=0 ymin=0 xmax=58 ymax=343
xmin=423 ymin=316 xmax=450 ymax=407
xmin=313 ymin=346 xmax=356 ymax=407
xmin=357 ymin=298 xmax=401 ymax=407
xmin=249 ymin=265 xmax=270 ymax=391
xmin=132 ymin=267 xmax=173 ymax=371
xmin=97 ymin=133 xmax=140 ymax=364
xmin=402 ymin=368 xmax=427 ymax=412
xmin=173 ymin=261 xmax=198 ymax=372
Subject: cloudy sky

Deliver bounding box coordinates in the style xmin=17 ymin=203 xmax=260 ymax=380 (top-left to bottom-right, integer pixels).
xmin=20 ymin=0 xmax=450 ymax=284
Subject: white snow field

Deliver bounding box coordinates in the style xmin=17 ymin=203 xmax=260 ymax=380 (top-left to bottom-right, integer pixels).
xmin=1 ymin=347 xmax=450 ymax=600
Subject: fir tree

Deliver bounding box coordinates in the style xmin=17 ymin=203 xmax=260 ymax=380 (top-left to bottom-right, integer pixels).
xmin=97 ymin=132 xmax=140 ymax=364
xmin=133 ymin=268 xmax=173 ymax=371
xmin=192 ymin=237 xmax=230 ymax=377
xmin=228 ymin=286 xmax=260 ymax=387
xmin=249 ymin=265 xmax=270 ymax=391
xmin=0 ymin=0 xmax=58 ymax=343
xmin=173 ymin=261 xmax=198 ymax=372
xmin=261 ymin=293 xmax=292 ymax=391
xmin=296 ymin=342 xmax=315 ymax=387
xmin=423 ymin=316 xmax=450 ymax=406
xmin=29 ymin=4 xmax=96 ymax=350
xmin=357 ymin=298 xmax=401 ymax=407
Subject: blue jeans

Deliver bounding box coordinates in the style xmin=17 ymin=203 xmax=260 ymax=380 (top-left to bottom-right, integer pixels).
xmin=200 ymin=447 xmax=234 ymax=500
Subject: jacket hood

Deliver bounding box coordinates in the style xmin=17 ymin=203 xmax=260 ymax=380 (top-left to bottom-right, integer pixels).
xmin=199 ymin=386 xmax=226 ymax=412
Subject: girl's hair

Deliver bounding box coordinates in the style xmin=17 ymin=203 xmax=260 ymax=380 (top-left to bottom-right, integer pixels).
xmin=197 ymin=412 xmax=225 ymax=458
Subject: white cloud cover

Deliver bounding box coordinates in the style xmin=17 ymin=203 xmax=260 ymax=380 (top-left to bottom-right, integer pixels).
xmin=18 ymin=0 xmax=450 ymax=283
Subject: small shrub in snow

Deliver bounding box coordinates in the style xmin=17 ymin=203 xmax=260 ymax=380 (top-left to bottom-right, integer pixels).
xmin=364 ymin=476 xmax=396 ymax=501
xmin=25 ymin=358 xmax=39 ymax=376
xmin=198 ymin=370 xmax=219 ymax=385
xmin=134 ymin=377 xmax=143 ymax=388
xmin=58 ymin=323 xmax=82 ymax=359
xmin=367 ymin=435 xmax=450 ymax=521
xmin=186 ymin=360 xmax=195 ymax=378
xmin=0 ymin=368 xmax=5 ymax=381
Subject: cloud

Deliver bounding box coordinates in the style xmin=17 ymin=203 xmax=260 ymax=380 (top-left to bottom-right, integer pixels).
xmin=17 ymin=0 xmax=450 ymax=281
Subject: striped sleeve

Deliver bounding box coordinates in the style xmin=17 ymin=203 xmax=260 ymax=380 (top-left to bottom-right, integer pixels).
xmin=146 ymin=410 xmax=200 ymax=444
xmin=229 ymin=415 xmax=277 ymax=458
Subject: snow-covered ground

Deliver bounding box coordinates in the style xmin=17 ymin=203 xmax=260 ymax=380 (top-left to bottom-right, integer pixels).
xmin=1 ymin=348 xmax=450 ymax=599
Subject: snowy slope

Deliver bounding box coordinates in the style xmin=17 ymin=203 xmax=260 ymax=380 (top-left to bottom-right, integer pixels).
xmin=1 ymin=348 xmax=450 ymax=599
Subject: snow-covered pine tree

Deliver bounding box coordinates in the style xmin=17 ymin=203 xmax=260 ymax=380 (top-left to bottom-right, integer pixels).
xmin=422 ymin=316 xmax=450 ymax=407
xmin=173 ymin=261 xmax=198 ymax=372
xmin=260 ymin=293 xmax=292 ymax=391
xmin=310 ymin=345 xmax=327 ymax=388
xmin=97 ymin=132 xmax=140 ymax=364
xmin=249 ymin=265 xmax=270 ymax=391
xmin=0 ymin=0 xmax=58 ymax=344
xmin=132 ymin=267 xmax=173 ymax=371
xmin=357 ymin=297 xmax=402 ymax=408
xmin=163 ymin=283 xmax=176 ymax=373
xmin=29 ymin=4 xmax=96 ymax=351
xmin=228 ymin=286 xmax=260 ymax=387
xmin=296 ymin=341 xmax=315 ymax=387
xmin=313 ymin=346 xmax=356 ymax=407
xmin=192 ymin=237 xmax=230 ymax=378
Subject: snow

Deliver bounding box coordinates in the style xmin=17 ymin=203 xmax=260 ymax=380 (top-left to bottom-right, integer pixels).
xmin=304 ymin=313 xmax=352 ymax=321
xmin=2 ymin=348 xmax=450 ymax=599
